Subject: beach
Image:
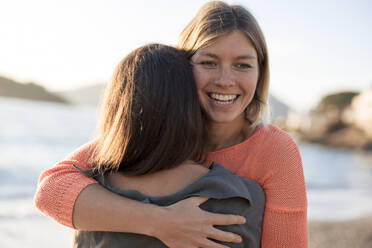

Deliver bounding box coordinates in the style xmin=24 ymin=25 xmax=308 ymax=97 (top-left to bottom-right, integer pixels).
xmin=309 ymin=216 xmax=372 ymax=248
xmin=1 ymin=97 xmax=372 ymax=247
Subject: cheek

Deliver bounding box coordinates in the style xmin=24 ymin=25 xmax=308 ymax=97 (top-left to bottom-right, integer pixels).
xmin=193 ymin=73 xmax=203 ymax=91
xmin=240 ymin=74 xmax=259 ymax=105
xmin=193 ymin=67 xmax=209 ymax=90
xmin=245 ymin=71 xmax=259 ymax=92
xmin=197 ymin=91 xmax=205 ymax=104
xmin=248 ymin=79 xmax=258 ymax=93
xmin=197 ymin=91 xmax=208 ymax=114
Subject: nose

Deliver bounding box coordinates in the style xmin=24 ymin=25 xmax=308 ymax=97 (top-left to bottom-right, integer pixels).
xmin=214 ymin=66 xmax=235 ymax=87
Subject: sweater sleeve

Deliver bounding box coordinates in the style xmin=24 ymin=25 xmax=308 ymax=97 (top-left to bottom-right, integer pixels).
xmin=258 ymin=130 xmax=308 ymax=248
xmin=34 ymin=140 xmax=99 ymax=228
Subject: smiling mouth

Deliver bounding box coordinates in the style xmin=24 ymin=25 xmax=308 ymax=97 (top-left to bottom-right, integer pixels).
xmin=208 ymin=93 xmax=239 ymax=104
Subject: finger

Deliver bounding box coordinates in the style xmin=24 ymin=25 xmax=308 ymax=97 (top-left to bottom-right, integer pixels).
xmin=207 ymin=212 xmax=246 ymax=225
xmin=207 ymin=227 xmax=242 ymax=244
xmin=188 ymin=196 xmax=210 ymax=206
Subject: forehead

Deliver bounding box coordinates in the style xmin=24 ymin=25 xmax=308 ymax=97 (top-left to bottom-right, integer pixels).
xmin=197 ymin=30 xmax=257 ymax=59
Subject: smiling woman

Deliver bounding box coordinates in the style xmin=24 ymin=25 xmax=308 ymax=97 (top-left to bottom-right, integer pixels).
xmin=191 ymin=31 xmax=259 ymax=134
xmin=34 ymin=1 xmax=307 ymax=248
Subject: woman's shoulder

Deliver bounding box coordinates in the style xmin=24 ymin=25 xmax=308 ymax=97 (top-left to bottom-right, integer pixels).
xmin=258 ymin=124 xmax=296 ymax=144
xmin=254 ymin=124 xmax=303 ymax=171
xmin=242 ymin=124 xmax=302 ymax=170
xmin=250 ymin=124 xmax=299 ymax=153
xmin=209 ymin=124 xmax=299 ymax=164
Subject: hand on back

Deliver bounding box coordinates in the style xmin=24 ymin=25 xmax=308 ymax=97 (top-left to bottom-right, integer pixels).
xmin=152 ymin=196 xmax=246 ymax=248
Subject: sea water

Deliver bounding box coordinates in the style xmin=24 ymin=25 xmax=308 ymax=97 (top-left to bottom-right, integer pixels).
xmin=0 ymin=97 xmax=97 ymax=247
xmin=1 ymin=97 xmax=372 ymax=247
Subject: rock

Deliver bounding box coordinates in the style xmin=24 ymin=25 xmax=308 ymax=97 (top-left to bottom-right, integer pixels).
xmin=0 ymin=76 xmax=68 ymax=104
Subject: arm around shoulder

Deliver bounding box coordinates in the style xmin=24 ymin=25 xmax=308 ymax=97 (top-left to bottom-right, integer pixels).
xmin=34 ymin=140 xmax=252 ymax=246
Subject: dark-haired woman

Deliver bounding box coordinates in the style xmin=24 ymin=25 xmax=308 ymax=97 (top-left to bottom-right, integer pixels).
xmin=35 ymin=1 xmax=308 ymax=247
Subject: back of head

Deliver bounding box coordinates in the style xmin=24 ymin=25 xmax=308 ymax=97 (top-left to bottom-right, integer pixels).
xmin=177 ymin=1 xmax=270 ymax=125
xmin=91 ymin=44 xmax=205 ymax=176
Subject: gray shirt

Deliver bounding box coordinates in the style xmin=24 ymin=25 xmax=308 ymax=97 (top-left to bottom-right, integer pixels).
xmin=73 ymin=162 xmax=265 ymax=248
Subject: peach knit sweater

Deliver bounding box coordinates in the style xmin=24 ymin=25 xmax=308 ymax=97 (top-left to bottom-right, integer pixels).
xmin=34 ymin=124 xmax=308 ymax=247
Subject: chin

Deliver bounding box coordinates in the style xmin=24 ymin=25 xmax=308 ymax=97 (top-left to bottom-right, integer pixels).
xmin=206 ymin=114 xmax=245 ymax=125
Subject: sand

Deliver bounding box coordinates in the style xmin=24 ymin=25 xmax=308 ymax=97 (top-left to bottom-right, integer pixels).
xmin=309 ymin=216 xmax=372 ymax=248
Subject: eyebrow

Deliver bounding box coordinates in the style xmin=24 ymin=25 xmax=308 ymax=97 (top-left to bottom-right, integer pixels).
xmin=199 ymin=52 xmax=257 ymax=60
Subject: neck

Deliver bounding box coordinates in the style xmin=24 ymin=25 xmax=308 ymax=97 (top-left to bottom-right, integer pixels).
xmin=206 ymin=120 xmax=255 ymax=152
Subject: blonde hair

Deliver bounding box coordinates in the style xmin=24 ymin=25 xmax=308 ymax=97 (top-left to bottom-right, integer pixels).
xmin=177 ymin=1 xmax=270 ymax=126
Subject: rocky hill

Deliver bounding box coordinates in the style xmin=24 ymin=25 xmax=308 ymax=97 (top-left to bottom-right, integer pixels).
xmin=285 ymin=90 xmax=372 ymax=150
xmin=0 ymin=75 xmax=291 ymax=123
xmin=0 ymin=76 xmax=68 ymax=103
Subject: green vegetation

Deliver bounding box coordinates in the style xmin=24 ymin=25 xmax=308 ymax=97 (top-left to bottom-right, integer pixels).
xmin=315 ymin=91 xmax=359 ymax=113
xmin=0 ymin=76 xmax=68 ymax=103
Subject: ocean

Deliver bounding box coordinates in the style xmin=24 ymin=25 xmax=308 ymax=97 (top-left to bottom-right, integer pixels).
xmin=1 ymin=97 xmax=372 ymax=247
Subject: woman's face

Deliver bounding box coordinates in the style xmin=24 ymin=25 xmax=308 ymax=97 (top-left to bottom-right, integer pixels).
xmin=191 ymin=30 xmax=259 ymax=126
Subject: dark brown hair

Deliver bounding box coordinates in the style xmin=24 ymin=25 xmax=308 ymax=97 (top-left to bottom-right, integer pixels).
xmin=89 ymin=44 xmax=205 ymax=176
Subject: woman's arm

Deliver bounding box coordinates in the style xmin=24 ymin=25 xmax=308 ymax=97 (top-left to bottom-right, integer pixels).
xmin=238 ymin=127 xmax=308 ymax=248
xmin=34 ymin=141 xmax=98 ymax=227
xmin=259 ymin=132 xmax=308 ymax=248
xmin=74 ymin=186 xmax=245 ymax=247
xmin=34 ymin=141 xmax=245 ymax=248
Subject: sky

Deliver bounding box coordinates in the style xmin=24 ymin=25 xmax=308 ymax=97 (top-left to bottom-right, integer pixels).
xmin=1 ymin=0 xmax=371 ymax=110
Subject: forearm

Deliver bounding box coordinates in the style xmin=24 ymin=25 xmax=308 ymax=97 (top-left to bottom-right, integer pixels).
xmin=76 ymin=186 xmax=247 ymax=248
xmin=35 ymin=139 xmax=245 ymax=247
xmin=36 ymin=167 xmax=245 ymax=247
xmin=73 ymin=183 xmax=162 ymax=235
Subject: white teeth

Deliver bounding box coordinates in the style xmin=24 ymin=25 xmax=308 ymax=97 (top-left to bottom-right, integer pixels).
xmin=215 ymin=100 xmax=233 ymax=105
xmin=210 ymin=93 xmax=237 ymax=102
